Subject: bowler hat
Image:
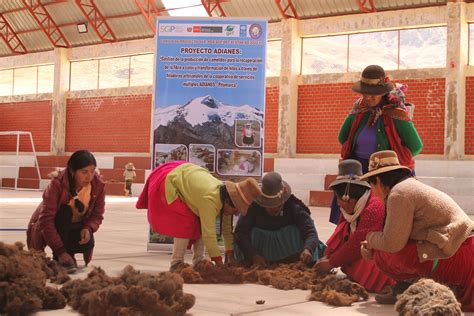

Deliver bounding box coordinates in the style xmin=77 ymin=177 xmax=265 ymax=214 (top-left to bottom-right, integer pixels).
xmin=360 ymin=150 xmax=411 ymax=180
xmin=225 ymin=178 xmax=261 ymax=215
xmin=254 ymin=172 xmax=291 ymax=208
xmin=329 ymin=159 xmax=371 ymax=189
xmin=352 ymin=65 xmax=394 ymax=96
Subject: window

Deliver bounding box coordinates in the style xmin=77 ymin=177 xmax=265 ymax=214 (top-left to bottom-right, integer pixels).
xmin=266 ymin=40 xmax=281 ymax=77
xmin=70 ymin=60 xmax=99 ymax=90
xmin=0 ymin=69 xmax=13 ymax=96
xmin=37 ymin=65 xmax=54 ymax=93
xmin=70 ymin=54 xmax=154 ymax=90
xmin=99 ymin=56 xmax=130 ymax=89
xmin=302 ymin=35 xmax=348 ymax=74
xmin=0 ymin=65 xmax=54 ymax=96
xmin=400 ymin=27 xmax=446 ymax=69
xmin=130 ymin=54 xmax=154 ymax=86
xmin=469 ymin=24 xmax=474 ymax=65
xmin=349 ymin=31 xmax=398 ymax=72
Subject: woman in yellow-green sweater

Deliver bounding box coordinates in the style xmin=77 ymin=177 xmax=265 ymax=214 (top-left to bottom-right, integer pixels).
xmin=136 ymin=161 xmax=261 ymax=271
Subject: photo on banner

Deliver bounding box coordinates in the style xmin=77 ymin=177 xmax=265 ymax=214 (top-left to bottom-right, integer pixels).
xmin=148 ymin=17 xmax=267 ymax=250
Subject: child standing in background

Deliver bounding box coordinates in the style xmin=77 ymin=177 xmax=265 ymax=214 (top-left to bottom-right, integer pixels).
xmin=124 ymin=163 xmax=136 ymax=196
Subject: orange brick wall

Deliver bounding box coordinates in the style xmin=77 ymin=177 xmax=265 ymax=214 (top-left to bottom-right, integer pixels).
xmin=0 ymin=101 xmax=52 ymax=152
xmin=264 ymin=86 xmax=279 ymax=154
xmin=403 ymin=78 xmax=445 ymax=155
xmin=66 ymin=95 xmax=152 ymax=153
xmin=296 ymin=78 xmax=445 ymax=155
xmin=297 ymin=83 xmax=356 ymax=154
xmin=466 ymin=77 xmax=474 ymax=155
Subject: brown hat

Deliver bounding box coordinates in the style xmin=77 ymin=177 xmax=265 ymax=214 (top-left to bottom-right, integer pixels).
xmin=360 ymin=150 xmax=411 ymax=180
xmin=329 ymin=159 xmax=371 ymax=189
xmin=254 ymin=172 xmax=291 ymax=208
xmin=352 ymin=65 xmax=394 ymax=96
xmin=225 ymin=178 xmax=261 ymax=215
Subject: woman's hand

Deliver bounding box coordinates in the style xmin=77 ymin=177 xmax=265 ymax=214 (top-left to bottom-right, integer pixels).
xmin=58 ymin=252 xmax=75 ymax=266
xmin=79 ymin=228 xmax=91 ymax=245
xmin=300 ymin=249 xmax=312 ymax=263
xmin=360 ymin=240 xmax=373 ymax=260
xmin=314 ymin=257 xmax=333 ymax=273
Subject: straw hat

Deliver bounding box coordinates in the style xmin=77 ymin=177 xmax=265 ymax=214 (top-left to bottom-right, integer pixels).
xmin=329 ymin=159 xmax=371 ymax=189
xmin=225 ymin=178 xmax=261 ymax=215
xmin=360 ymin=150 xmax=410 ymax=180
xmin=352 ymin=65 xmax=394 ymax=96
xmin=254 ymin=172 xmax=292 ymax=208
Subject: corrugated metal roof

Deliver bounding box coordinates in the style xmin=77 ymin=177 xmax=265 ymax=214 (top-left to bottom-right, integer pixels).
xmin=220 ymin=0 xmax=281 ymax=22
xmin=0 ymin=0 xmax=448 ymax=57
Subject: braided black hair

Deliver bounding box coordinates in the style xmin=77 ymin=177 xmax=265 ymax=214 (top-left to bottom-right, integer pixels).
xmin=67 ymin=150 xmax=97 ymax=213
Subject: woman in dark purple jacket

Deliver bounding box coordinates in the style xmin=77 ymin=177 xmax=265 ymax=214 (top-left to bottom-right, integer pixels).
xmin=27 ymin=150 xmax=105 ymax=271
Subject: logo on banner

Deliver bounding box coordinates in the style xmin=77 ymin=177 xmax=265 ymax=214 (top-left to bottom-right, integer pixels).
xmin=240 ymin=25 xmax=247 ymax=37
xmin=160 ymin=25 xmax=176 ymax=33
xmin=249 ymin=23 xmax=262 ymax=39
xmin=187 ymin=27 xmax=193 ymax=32
xmin=225 ymin=25 xmax=235 ymax=36
xmin=193 ymin=26 xmax=201 ymax=32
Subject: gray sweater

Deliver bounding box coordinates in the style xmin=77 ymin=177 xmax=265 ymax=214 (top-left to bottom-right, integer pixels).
xmin=367 ymin=177 xmax=473 ymax=262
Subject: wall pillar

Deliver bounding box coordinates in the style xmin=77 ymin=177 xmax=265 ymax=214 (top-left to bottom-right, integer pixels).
xmin=445 ymin=1 xmax=467 ymax=159
xmin=50 ymin=47 xmax=70 ymax=155
xmin=277 ymin=18 xmax=301 ymax=157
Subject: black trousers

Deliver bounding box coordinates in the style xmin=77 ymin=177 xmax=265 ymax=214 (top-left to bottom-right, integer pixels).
xmin=53 ymin=204 xmax=94 ymax=260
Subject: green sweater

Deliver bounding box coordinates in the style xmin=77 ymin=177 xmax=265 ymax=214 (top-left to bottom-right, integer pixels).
xmin=338 ymin=112 xmax=423 ymax=156
xmin=165 ymin=163 xmax=232 ymax=258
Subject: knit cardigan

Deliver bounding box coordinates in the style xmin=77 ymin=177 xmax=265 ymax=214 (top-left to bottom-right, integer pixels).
xmin=367 ymin=178 xmax=474 ymax=262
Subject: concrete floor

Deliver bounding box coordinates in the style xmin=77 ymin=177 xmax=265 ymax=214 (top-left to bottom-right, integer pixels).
xmin=1 ymin=189 xmax=472 ymax=316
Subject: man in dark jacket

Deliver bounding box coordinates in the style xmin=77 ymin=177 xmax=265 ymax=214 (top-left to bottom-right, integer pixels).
xmin=234 ymin=172 xmax=324 ymax=266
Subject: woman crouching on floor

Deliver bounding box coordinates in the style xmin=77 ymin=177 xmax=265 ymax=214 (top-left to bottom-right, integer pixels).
xmin=360 ymin=150 xmax=474 ymax=312
xmin=314 ymin=159 xmax=395 ymax=293
xmin=136 ymin=161 xmax=261 ymax=271
xmin=27 ymin=150 xmax=105 ymax=272
xmin=234 ymin=172 xmax=325 ymax=267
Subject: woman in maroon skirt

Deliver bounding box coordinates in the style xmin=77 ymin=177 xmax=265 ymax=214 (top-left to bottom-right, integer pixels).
xmin=360 ymin=150 xmax=474 ymax=312
xmin=314 ymin=159 xmax=395 ymax=292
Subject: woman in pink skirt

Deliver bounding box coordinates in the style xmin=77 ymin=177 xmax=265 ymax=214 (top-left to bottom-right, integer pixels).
xmin=136 ymin=160 xmax=261 ymax=271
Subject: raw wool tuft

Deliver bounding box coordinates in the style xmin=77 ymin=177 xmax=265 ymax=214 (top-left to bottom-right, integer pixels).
xmin=0 ymin=242 xmax=69 ymax=315
xmin=395 ymin=278 xmax=462 ymax=316
xmin=174 ymin=260 xmax=369 ymax=307
xmin=60 ymin=265 xmax=195 ymax=316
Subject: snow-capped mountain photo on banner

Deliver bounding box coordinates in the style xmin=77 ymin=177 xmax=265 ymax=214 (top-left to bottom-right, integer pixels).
xmin=153 ymin=17 xmax=267 ymax=178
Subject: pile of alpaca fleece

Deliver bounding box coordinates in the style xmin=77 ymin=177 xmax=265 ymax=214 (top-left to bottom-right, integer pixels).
xmin=395 ymin=279 xmax=462 ymax=316
xmin=175 ymin=261 xmax=368 ymax=306
xmin=0 ymin=241 xmax=70 ymax=315
xmin=60 ymin=265 xmax=195 ymax=316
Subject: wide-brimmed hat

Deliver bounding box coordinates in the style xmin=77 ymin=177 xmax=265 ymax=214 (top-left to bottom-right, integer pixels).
xmin=254 ymin=172 xmax=291 ymax=208
xmin=360 ymin=150 xmax=411 ymax=180
xmin=329 ymin=159 xmax=371 ymax=190
xmin=352 ymin=65 xmax=394 ymax=96
xmin=225 ymin=178 xmax=261 ymax=215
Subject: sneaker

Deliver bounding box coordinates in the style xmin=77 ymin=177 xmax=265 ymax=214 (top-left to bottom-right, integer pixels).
xmin=375 ymin=281 xmax=411 ymax=304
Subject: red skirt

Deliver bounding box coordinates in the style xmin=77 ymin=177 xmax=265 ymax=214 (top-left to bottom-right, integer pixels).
xmin=136 ymin=161 xmax=201 ymax=240
xmin=373 ymin=237 xmax=474 ymax=312
xmin=326 ymin=222 xmax=395 ymax=293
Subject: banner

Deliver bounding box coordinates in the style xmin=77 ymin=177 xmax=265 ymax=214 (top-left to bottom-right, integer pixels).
xmin=148 ymin=17 xmax=267 ymax=250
